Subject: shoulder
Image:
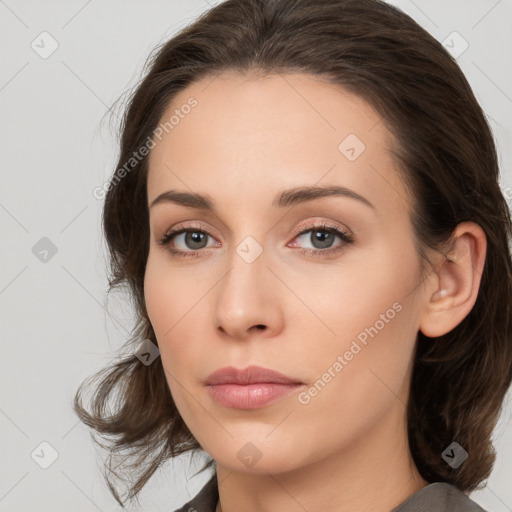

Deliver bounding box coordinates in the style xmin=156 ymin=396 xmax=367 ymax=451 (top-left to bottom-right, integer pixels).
xmin=171 ymin=472 xmax=219 ymax=512
xmin=392 ymin=482 xmax=489 ymax=512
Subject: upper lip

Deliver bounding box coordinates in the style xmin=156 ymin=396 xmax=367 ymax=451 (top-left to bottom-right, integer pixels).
xmin=205 ymin=365 xmax=303 ymax=385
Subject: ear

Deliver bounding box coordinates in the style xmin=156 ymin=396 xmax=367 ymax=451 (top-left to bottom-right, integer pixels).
xmin=419 ymin=221 xmax=487 ymax=338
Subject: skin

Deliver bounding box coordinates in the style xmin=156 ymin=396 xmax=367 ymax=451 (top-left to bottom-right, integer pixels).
xmin=144 ymin=72 xmax=486 ymax=512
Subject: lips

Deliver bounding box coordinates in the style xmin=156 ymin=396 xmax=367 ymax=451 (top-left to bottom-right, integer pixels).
xmin=205 ymin=365 xmax=305 ymax=409
xmin=205 ymin=365 xmax=303 ymax=386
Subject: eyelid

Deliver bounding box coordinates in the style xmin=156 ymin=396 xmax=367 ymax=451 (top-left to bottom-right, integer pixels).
xmin=289 ymin=217 xmax=352 ymax=240
xmin=159 ymin=218 xmax=351 ymax=243
xmin=161 ymin=221 xmax=219 ymax=239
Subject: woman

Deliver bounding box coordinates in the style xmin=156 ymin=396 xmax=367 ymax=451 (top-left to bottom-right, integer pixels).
xmin=74 ymin=0 xmax=512 ymax=511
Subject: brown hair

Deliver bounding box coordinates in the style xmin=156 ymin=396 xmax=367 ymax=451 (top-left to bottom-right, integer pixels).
xmin=74 ymin=0 xmax=512 ymax=506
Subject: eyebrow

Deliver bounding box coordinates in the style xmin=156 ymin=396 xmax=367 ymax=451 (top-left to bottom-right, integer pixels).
xmin=149 ymin=185 xmax=375 ymax=212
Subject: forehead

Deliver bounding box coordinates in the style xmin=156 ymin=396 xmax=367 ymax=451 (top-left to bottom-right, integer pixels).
xmin=147 ymin=71 xmax=408 ymax=215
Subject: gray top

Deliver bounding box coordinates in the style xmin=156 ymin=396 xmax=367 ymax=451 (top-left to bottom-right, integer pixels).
xmin=172 ymin=472 xmax=488 ymax=512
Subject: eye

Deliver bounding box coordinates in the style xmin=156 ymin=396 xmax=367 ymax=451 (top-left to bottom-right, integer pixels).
xmin=157 ymin=222 xmax=219 ymax=258
xmin=289 ymin=222 xmax=354 ymax=257
xmin=156 ymin=221 xmax=354 ymax=258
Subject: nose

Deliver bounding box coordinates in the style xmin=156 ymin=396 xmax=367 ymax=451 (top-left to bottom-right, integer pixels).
xmin=213 ymin=243 xmax=284 ymax=342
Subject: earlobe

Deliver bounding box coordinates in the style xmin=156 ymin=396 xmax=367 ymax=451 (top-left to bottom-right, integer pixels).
xmin=419 ymin=222 xmax=487 ymax=338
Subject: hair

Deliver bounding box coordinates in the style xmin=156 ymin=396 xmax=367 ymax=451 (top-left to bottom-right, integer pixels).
xmin=74 ymin=0 xmax=512 ymax=507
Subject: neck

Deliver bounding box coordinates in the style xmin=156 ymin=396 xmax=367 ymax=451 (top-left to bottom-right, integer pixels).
xmin=214 ymin=402 xmax=429 ymax=512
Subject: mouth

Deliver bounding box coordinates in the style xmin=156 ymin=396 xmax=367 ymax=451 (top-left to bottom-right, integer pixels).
xmin=205 ymin=365 xmax=305 ymax=409
xmin=207 ymin=382 xmax=304 ymax=409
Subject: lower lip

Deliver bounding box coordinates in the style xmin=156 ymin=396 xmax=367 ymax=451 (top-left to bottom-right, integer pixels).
xmin=207 ymin=383 xmax=303 ymax=409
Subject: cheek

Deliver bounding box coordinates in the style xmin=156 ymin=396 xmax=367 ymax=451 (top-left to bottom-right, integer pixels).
xmin=282 ymin=266 xmax=419 ymax=464
xmin=144 ymin=261 xmax=200 ymax=418
xmin=144 ymin=257 xmax=186 ymax=367
xmin=292 ymin=238 xmax=421 ymax=346
xmin=144 ymin=257 xmax=173 ymax=336
xmin=143 ymin=254 xmax=212 ymax=382
xmin=292 ymin=241 xmax=421 ymax=404
xmin=144 ymin=251 xmax=204 ymax=334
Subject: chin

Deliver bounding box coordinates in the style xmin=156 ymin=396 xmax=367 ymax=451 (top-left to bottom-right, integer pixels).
xmin=201 ymin=435 xmax=307 ymax=475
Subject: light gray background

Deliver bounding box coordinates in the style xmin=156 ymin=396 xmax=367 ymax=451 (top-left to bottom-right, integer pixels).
xmin=1 ymin=0 xmax=511 ymax=510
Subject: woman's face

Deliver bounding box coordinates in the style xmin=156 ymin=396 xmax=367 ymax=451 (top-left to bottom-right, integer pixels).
xmin=144 ymin=72 xmax=432 ymax=473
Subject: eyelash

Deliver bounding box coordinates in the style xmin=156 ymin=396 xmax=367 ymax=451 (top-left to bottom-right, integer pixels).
xmin=157 ymin=222 xmax=354 ymax=259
